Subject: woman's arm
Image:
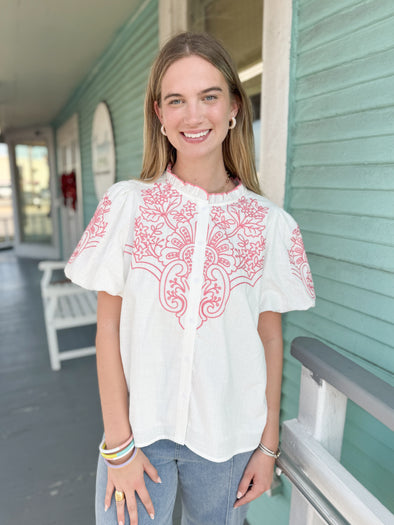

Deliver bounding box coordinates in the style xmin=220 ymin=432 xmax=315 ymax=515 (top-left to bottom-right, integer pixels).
xmin=96 ymin=291 xmax=160 ymax=525
xmin=234 ymin=311 xmax=283 ymax=508
xmin=258 ymin=310 xmax=283 ymax=451
xmin=96 ymin=291 xmax=131 ymax=447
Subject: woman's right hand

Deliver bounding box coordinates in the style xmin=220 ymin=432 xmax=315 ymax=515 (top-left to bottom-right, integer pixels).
xmin=105 ymin=449 xmax=161 ymax=525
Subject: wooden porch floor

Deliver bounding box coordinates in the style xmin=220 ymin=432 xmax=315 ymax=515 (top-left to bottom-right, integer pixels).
xmin=0 ymin=249 xmax=104 ymax=524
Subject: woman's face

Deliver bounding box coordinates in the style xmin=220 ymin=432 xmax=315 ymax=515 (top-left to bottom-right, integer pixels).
xmin=154 ymin=55 xmax=238 ymax=164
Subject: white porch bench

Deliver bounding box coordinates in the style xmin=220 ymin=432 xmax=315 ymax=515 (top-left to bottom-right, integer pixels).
xmin=38 ymin=260 xmax=97 ymax=371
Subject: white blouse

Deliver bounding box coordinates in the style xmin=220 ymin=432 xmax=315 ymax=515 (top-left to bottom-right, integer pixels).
xmin=65 ymin=170 xmax=315 ymax=462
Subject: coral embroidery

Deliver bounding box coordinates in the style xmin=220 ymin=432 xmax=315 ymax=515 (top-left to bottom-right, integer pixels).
xmin=288 ymin=227 xmax=315 ymax=298
xmin=68 ymin=193 xmax=112 ymax=263
xmin=128 ymin=184 xmax=268 ymax=328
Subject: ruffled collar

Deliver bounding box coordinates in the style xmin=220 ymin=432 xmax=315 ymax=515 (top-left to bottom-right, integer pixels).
xmin=164 ymin=166 xmax=246 ymax=204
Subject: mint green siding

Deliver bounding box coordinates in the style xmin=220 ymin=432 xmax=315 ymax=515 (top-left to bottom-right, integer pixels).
xmin=288 ymin=0 xmax=394 ymax=511
xmin=53 ymin=0 xmax=158 ymax=224
xmin=249 ymin=1 xmax=394 ymax=523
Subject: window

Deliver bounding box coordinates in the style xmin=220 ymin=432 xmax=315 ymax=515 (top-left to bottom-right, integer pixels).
xmin=188 ymin=0 xmax=263 ymax=165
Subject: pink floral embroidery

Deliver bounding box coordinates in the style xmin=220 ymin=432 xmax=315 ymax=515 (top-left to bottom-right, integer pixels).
xmin=129 ymin=184 xmax=268 ymax=328
xmin=288 ymin=227 xmax=315 ymax=298
xmin=68 ymin=193 xmax=112 ymax=263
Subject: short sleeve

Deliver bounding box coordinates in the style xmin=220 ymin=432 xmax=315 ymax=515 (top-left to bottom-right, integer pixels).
xmin=259 ymin=208 xmax=316 ymax=313
xmin=64 ymin=181 xmax=135 ymax=296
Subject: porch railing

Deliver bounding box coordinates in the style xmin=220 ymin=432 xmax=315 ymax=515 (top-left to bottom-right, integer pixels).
xmin=276 ymin=337 xmax=394 ymax=525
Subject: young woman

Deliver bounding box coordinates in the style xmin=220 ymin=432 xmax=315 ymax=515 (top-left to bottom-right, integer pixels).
xmin=65 ymin=32 xmax=315 ymax=525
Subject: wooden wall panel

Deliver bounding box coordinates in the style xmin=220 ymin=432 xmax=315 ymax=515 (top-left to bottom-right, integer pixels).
xmin=283 ymin=0 xmax=394 ymax=514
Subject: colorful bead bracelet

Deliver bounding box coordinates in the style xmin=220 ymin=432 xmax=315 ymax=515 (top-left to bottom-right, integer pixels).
xmin=99 ymin=433 xmax=134 ymax=456
xmin=100 ymin=439 xmax=135 ymax=461
xmin=104 ymin=447 xmax=139 ymax=469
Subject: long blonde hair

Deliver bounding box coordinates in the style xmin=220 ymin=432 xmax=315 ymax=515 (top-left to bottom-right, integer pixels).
xmin=140 ymin=32 xmax=261 ymax=195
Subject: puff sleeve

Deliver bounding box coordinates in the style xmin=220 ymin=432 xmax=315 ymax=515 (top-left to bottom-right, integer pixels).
xmin=64 ymin=181 xmax=135 ymax=296
xmin=259 ymin=207 xmax=316 ymax=313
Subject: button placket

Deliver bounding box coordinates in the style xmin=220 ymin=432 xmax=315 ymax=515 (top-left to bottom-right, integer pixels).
xmin=174 ymin=202 xmax=210 ymax=442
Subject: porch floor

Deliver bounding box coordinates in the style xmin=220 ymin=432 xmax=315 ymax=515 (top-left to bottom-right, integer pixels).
xmin=0 ymin=249 xmax=101 ymax=524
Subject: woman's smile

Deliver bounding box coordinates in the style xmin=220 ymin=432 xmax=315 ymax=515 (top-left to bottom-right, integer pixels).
xmin=181 ymin=129 xmax=211 ymax=141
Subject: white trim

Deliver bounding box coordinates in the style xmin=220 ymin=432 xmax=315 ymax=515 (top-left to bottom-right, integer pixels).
xmin=239 ymin=61 xmax=263 ymax=83
xmin=56 ymin=114 xmax=84 ymax=259
xmin=259 ymin=0 xmax=293 ymax=207
xmin=91 ymin=102 xmax=116 ymax=200
xmin=159 ymin=0 xmax=187 ymax=46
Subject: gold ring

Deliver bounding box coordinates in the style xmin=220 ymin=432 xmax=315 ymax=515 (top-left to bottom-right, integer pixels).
xmin=115 ymin=490 xmax=125 ymax=502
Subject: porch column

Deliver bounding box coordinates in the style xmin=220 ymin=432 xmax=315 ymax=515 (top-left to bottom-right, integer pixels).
xmin=159 ymin=0 xmax=188 ymax=45
xmin=259 ymin=0 xmax=293 ymax=207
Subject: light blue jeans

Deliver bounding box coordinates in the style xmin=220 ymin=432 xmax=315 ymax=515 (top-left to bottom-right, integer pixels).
xmin=96 ymin=439 xmax=254 ymax=525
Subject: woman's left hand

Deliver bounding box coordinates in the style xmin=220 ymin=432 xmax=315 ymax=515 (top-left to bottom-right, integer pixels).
xmin=233 ymin=449 xmax=275 ymax=508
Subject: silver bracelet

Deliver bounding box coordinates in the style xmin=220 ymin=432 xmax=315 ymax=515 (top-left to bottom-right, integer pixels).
xmin=258 ymin=442 xmax=281 ymax=459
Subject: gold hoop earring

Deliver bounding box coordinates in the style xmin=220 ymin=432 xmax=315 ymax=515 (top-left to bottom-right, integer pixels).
xmin=229 ymin=117 xmax=236 ymax=130
xmin=160 ymin=125 xmax=167 ymax=136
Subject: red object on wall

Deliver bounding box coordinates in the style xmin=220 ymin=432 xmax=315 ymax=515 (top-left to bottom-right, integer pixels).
xmin=61 ymin=171 xmax=77 ymax=210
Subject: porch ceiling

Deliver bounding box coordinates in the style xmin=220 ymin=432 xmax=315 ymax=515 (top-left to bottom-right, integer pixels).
xmin=0 ymin=0 xmax=142 ymax=135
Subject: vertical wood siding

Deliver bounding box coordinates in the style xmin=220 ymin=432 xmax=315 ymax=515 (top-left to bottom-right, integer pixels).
xmin=53 ymin=0 xmax=158 ymax=224
xmin=283 ymin=0 xmax=394 ymax=515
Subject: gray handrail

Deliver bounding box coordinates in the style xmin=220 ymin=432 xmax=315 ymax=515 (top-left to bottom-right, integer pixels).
xmin=276 ymin=452 xmax=350 ymax=525
xmin=291 ymin=337 xmax=394 ymax=431
xmin=276 ymin=337 xmax=394 ymax=524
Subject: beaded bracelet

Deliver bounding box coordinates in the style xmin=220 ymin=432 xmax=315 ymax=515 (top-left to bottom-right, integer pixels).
xmin=258 ymin=442 xmax=281 ymax=459
xmin=99 ymin=433 xmax=134 ymax=455
xmin=105 ymin=447 xmax=138 ymax=469
xmin=101 ymin=439 xmax=135 ymax=460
